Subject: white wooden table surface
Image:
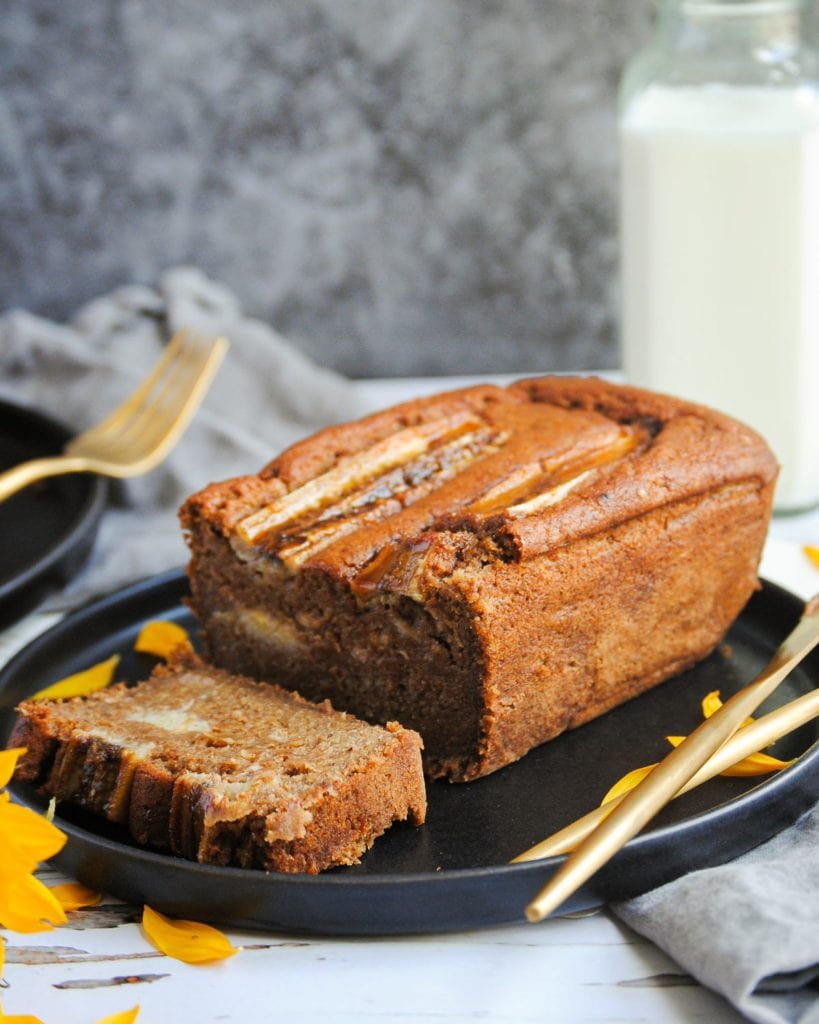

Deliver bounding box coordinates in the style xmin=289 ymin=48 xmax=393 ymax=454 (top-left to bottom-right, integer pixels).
xmin=2 ymin=375 xmax=818 ymax=1024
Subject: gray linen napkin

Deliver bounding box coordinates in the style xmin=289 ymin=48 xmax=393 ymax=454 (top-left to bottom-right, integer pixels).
xmin=1 ymin=269 xmax=817 ymax=1023
xmin=0 ymin=266 xmax=372 ymax=608
xmin=614 ymin=804 xmax=819 ymax=1024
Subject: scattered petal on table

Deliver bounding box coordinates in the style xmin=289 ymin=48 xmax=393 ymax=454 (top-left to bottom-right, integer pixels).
xmin=0 ymin=997 xmax=46 ymax=1024
xmin=49 ymin=882 xmax=104 ymax=912
xmin=142 ymin=906 xmax=239 ymax=964
xmin=803 ymin=544 xmax=819 ymax=569
xmin=94 ymin=1006 xmax=140 ymax=1024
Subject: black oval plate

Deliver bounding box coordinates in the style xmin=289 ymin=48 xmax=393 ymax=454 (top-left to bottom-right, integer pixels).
xmin=0 ymin=399 xmax=107 ymax=625
xmin=1 ymin=570 xmax=817 ymax=936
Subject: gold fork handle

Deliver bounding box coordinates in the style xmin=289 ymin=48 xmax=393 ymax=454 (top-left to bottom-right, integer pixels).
xmin=0 ymin=455 xmax=91 ymax=501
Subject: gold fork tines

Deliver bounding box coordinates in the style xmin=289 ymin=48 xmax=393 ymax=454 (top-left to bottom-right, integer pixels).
xmin=0 ymin=331 xmax=229 ymax=501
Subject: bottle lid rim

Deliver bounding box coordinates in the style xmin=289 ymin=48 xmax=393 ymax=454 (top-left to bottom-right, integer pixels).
xmin=677 ymin=0 xmax=802 ymax=11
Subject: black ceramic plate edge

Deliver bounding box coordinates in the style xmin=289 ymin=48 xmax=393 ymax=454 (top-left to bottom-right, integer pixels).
xmin=1 ymin=570 xmax=818 ymax=936
xmin=0 ymin=399 xmax=107 ymax=622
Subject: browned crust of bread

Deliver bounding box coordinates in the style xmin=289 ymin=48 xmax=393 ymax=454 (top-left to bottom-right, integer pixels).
xmin=9 ymin=655 xmax=426 ymax=873
xmin=500 ymin=376 xmax=777 ymax=559
xmin=181 ymin=376 xmax=777 ymax=560
xmin=182 ymin=386 xmax=502 ymax=533
xmin=460 ymin=480 xmax=771 ymax=779
xmin=179 ymin=376 xmax=777 ymax=781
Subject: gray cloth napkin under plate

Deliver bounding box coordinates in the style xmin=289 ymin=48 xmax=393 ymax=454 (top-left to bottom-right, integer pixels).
xmin=1 ymin=268 xmax=817 ymax=1024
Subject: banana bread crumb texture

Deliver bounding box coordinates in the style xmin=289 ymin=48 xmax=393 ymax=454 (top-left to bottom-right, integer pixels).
xmin=10 ymin=653 xmax=426 ymax=873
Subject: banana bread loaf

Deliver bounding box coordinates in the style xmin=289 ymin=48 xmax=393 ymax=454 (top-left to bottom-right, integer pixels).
xmin=180 ymin=376 xmax=778 ymax=781
xmin=9 ymin=653 xmax=426 ymax=872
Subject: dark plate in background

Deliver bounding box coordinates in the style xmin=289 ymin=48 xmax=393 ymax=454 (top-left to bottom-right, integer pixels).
xmin=0 ymin=399 xmax=107 ymax=625
xmin=1 ymin=570 xmax=817 ymax=936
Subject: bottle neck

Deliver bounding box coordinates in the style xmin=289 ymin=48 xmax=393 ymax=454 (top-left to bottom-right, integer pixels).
xmin=659 ymin=0 xmax=798 ymax=48
xmin=658 ymin=0 xmax=803 ymax=54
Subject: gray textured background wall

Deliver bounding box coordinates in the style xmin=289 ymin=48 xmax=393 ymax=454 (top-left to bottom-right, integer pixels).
xmin=1 ymin=1 xmax=654 ymax=376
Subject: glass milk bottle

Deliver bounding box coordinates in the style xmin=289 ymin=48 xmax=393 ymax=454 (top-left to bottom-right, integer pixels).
xmin=619 ymin=0 xmax=819 ymax=511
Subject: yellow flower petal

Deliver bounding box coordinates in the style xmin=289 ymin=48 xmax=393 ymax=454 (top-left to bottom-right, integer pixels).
xmin=718 ymin=751 xmax=795 ymax=776
xmin=598 ymin=684 xmax=795 ymax=821
xmin=0 ymin=1000 xmax=46 ymax=1024
xmin=665 ymin=736 xmax=793 ymax=775
xmin=48 ymin=881 xmax=103 ymax=912
xmin=701 ymin=690 xmax=754 ymax=727
xmin=30 ymin=655 xmax=120 ymax=701
xmin=0 ymin=871 xmax=67 ymax=933
xmin=134 ymin=620 xmax=192 ymax=660
xmin=701 ymin=690 xmax=723 ymax=718
xmin=804 ymin=544 xmax=819 ymax=570
xmin=94 ymin=1006 xmax=140 ymax=1024
xmin=600 ymin=763 xmax=657 ymax=806
xmin=0 ymin=749 xmax=26 ymax=789
xmin=142 ymin=905 xmax=239 ymax=964
xmin=0 ymin=800 xmax=67 ymax=866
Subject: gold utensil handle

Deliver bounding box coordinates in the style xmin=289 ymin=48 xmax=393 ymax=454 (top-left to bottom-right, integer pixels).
xmin=0 ymin=332 xmax=228 ymax=503
xmin=525 ymin=593 xmax=819 ymax=922
xmin=0 ymin=456 xmax=90 ymax=502
xmin=513 ymin=684 xmax=819 ymax=862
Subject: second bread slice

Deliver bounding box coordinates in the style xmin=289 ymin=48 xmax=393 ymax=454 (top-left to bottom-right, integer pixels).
xmin=9 ymin=653 xmax=426 ymax=874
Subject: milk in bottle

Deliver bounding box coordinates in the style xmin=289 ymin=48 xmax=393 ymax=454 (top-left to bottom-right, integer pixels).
xmin=619 ymin=0 xmax=819 ymax=511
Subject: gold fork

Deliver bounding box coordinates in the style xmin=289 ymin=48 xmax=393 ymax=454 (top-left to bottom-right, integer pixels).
xmin=0 ymin=331 xmax=229 ymax=502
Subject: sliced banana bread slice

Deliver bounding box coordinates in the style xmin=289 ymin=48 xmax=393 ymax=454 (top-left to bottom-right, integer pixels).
xmin=9 ymin=652 xmax=426 ymax=874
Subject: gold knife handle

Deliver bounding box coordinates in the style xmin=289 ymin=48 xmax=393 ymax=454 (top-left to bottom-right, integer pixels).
xmin=513 ymin=684 xmax=819 ymax=862
xmin=525 ymin=593 xmax=819 ymax=922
